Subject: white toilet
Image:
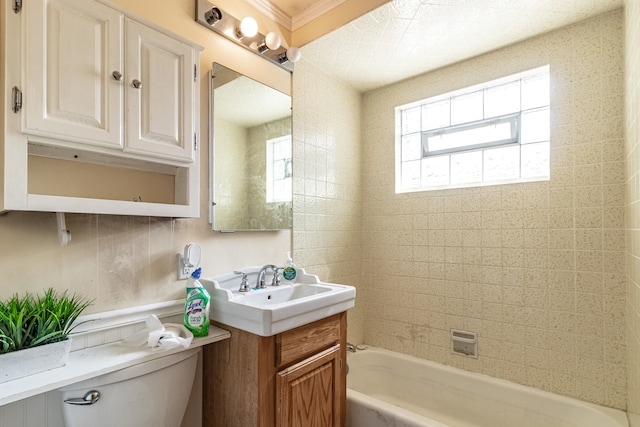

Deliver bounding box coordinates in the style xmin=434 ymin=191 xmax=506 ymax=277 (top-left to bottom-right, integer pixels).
xmin=59 ymin=347 xmax=200 ymax=427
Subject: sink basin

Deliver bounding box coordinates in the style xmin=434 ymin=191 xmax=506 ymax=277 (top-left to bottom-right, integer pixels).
xmin=200 ymin=267 xmax=356 ymax=336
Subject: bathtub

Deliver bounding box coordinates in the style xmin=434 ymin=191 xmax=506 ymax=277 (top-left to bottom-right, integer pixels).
xmin=346 ymin=347 xmax=628 ymax=427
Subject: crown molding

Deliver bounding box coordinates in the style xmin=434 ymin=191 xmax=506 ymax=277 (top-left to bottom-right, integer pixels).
xmin=246 ymin=0 xmax=292 ymax=30
xmin=246 ymin=0 xmax=346 ymax=32
xmin=291 ymin=0 xmax=346 ymax=31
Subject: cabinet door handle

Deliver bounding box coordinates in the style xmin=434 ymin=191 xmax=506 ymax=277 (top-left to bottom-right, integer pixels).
xmin=111 ymin=71 xmax=123 ymax=81
xmin=131 ymin=79 xmax=142 ymax=89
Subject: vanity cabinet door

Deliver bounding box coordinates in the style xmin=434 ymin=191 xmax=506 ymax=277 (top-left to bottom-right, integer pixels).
xmin=24 ymin=0 xmax=124 ymax=148
xmin=276 ymin=345 xmax=341 ymax=427
xmin=124 ymin=19 xmax=196 ymax=163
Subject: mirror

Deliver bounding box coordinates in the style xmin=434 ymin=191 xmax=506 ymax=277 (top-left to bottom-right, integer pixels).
xmin=210 ymin=63 xmax=292 ymax=231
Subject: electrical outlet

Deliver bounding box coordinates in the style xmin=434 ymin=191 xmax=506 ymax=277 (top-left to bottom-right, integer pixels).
xmin=178 ymin=254 xmax=196 ymax=280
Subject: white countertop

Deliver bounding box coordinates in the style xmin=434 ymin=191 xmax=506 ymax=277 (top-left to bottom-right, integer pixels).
xmin=0 ymin=325 xmax=230 ymax=407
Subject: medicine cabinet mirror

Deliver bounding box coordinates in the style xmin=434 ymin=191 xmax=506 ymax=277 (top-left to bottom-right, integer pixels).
xmin=210 ymin=63 xmax=292 ymax=231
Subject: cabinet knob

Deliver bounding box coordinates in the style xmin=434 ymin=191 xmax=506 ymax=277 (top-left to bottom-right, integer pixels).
xmin=131 ymin=79 xmax=142 ymax=89
xmin=111 ymin=71 xmax=123 ymax=81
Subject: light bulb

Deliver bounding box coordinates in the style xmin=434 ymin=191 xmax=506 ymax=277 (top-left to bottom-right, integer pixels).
xmin=265 ymin=32 xmax=282 ymax=50
xmin=279 ymin=46 xmax=302 ymax=64
xmin=238 ymin=16 xmax=258 ymax=38
xmin=258 ymin=32 xmax=282 ymax=53
xmin=286 ymin=47 xmax=301 ymax=63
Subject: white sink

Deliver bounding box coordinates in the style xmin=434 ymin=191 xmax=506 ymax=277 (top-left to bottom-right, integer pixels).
xmin=200 ymin=267 xmax=356 ymax=336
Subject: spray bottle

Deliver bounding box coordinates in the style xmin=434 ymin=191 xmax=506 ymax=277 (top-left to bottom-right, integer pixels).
xmin=184 ymin=267 xmax=210 ymax=337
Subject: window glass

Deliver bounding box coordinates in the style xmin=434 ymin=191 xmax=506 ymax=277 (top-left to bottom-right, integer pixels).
xmin=422 ymin=156 xmax=450 ymax=187
xmin=484 ymin=81 xmax=520 ymax=118
xmin=521 ymin=141 xmax=550 ymax=178
xmin=266 ymin=136 xmax=292 ymax=202
xmin=422 ymin=100 xmax=450 ymax=130
xmin=522 ymin=74 xmax=550 ymax=110
xmin=484 ymin=145 xmax=520 ymax=181
xmin=401 ymin=133 xmax=422 ymax=161
xmin=402 ymin=106 xmax=422 ymax=134
xmin=402 ymin=160 xmax=421 ymax=189
xmin=451 ymin=90 xmax=483 ymax=125
xmin=395 ymin=65 xmax=550 ymax=193
xmin=521 ymin=107 xmax=550 ymax=144
xmin=451 ymin=151 xmax=482 ymax=184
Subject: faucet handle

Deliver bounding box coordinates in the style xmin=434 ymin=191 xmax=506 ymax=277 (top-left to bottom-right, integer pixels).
xmin=271 ymin=267 xmax=282 ymax=287
xmin=234 ymin=270 xmax=250 ymax=292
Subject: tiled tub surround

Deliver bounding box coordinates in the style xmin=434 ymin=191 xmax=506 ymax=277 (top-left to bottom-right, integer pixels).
xmin=359 ymin=10 xmax=626 ymax=410
xmin=0 ymin=301 xmax=229 ymax=426
xmin=626 ymin=0 xmax=640 ymax=424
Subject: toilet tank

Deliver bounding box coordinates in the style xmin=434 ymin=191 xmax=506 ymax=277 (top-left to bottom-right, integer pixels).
xmin=59 ymin=347 xmax=200 ymax=427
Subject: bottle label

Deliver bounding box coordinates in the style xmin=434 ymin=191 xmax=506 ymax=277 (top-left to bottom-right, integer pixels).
xmin=186 ymin=298 xmax=204 ymax=314
xmin=184 ymin=287 xmax=210 ymax=337
xmin=283 ymin=266 xmax=296 ymax=281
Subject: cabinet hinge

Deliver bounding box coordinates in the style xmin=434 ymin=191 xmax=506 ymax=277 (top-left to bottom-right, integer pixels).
xmin=11 ymin=86 xmax=22 ymax=113
xmin=13 ymin=0 xmax=22 ymax=13
xmin=194 ymin=64 xmax=197 ymax=82
xmin=194 ymin=133 xmax=197 ymax=150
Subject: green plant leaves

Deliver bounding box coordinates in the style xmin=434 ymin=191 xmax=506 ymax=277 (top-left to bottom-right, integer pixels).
xmin=0 ymin=288 xmax=92 ymax=355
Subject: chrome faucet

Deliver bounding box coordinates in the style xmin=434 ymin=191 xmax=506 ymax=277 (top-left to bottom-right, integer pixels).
xmin=256 ymin=264 xmax=277 ymax=289
xmin=234 ymin=271 xmax=250 ymax=292
xmin=272 ymin=267 xmax=282 ymax=287
xmin=346 ymin=342 xmax=356 ymax=353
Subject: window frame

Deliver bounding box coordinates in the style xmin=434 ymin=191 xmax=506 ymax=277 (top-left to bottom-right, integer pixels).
xmin=422 ymin=113 xmax=520 ymax=157
xmin=395 ymin=65 xmax=550 ymax=194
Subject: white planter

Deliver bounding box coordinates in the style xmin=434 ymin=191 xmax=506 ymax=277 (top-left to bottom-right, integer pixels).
xmin=0 ymin=338 xmax=72 ymax=383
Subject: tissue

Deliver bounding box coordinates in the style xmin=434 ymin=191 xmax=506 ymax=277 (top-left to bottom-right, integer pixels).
xmin=123 ymin=315 xmax=193 ymax=351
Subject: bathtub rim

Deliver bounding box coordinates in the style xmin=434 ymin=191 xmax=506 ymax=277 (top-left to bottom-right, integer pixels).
xmin=346 ymin=346 xmax=628 ymax=427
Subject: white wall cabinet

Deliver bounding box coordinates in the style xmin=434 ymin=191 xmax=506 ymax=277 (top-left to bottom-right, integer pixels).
xmin=124 ymin=19 xmax=197 ymax=163
xmin=1 ymin=0 xmax=202 ymax=217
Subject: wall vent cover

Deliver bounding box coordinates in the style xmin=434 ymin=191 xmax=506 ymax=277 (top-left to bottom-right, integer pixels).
xmin=451 ymin=329 xmax=478 ymax=358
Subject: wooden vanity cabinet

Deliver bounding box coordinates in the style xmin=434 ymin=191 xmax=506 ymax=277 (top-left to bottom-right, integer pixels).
xmin=202 ymin=312 xmax=347 ymax=427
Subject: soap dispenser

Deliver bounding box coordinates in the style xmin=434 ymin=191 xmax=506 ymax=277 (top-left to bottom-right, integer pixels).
xmin=282 ymin=252 xmax=297 ymax=282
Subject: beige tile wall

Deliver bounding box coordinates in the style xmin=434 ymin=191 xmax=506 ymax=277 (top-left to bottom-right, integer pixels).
xmin=361 ymin=10 xmax=626 ymax=409
xmin=292 ymin=62 xmax=365 ymax=343
xmin=626 ymin=0 xmax=640 ymax=423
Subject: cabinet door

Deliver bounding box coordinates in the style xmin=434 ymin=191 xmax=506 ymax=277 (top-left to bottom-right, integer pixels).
xmin=24 ymin=0 xmax=123 ymax=148
xmin=124 ymin=19 xmax=195 ymax=163
xmin=276 ymin=345 xmax=341 ymax=427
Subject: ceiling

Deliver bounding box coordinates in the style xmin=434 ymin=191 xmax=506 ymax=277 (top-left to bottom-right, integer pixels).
xmin=281 ymin=0 xmax=624 ymax=92
xmin=269 ymin=0 xmax=331 ymax=17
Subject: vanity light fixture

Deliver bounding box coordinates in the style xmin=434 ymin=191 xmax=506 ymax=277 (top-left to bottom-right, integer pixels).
xmin=195 ymin=0 xmax=300 ymax=72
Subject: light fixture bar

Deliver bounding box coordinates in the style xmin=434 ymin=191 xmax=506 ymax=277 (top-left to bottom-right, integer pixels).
xmin=195 ymin=0 xmax=298 ymax=72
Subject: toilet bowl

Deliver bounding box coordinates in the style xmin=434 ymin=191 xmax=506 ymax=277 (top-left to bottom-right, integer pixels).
xmin=59 ymin=347 xmax=200 ymax=427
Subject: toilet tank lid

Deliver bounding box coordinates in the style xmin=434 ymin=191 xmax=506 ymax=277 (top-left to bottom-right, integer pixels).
xmin=58 ymin=347 xmax=200 ymax=392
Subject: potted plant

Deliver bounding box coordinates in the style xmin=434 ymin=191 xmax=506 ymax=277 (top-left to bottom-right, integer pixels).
xmin=0 ymin=288 xmax=92 ymax=383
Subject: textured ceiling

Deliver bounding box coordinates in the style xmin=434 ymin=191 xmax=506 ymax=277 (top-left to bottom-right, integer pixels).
xmin=300 ymin=0 xmax=624 ymax=92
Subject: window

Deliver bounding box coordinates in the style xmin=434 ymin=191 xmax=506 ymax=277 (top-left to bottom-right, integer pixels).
xmin=395 ymin=66 xmax=550 ymax=193
xmin=266 ymin=135 xmax=292 ymax=203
